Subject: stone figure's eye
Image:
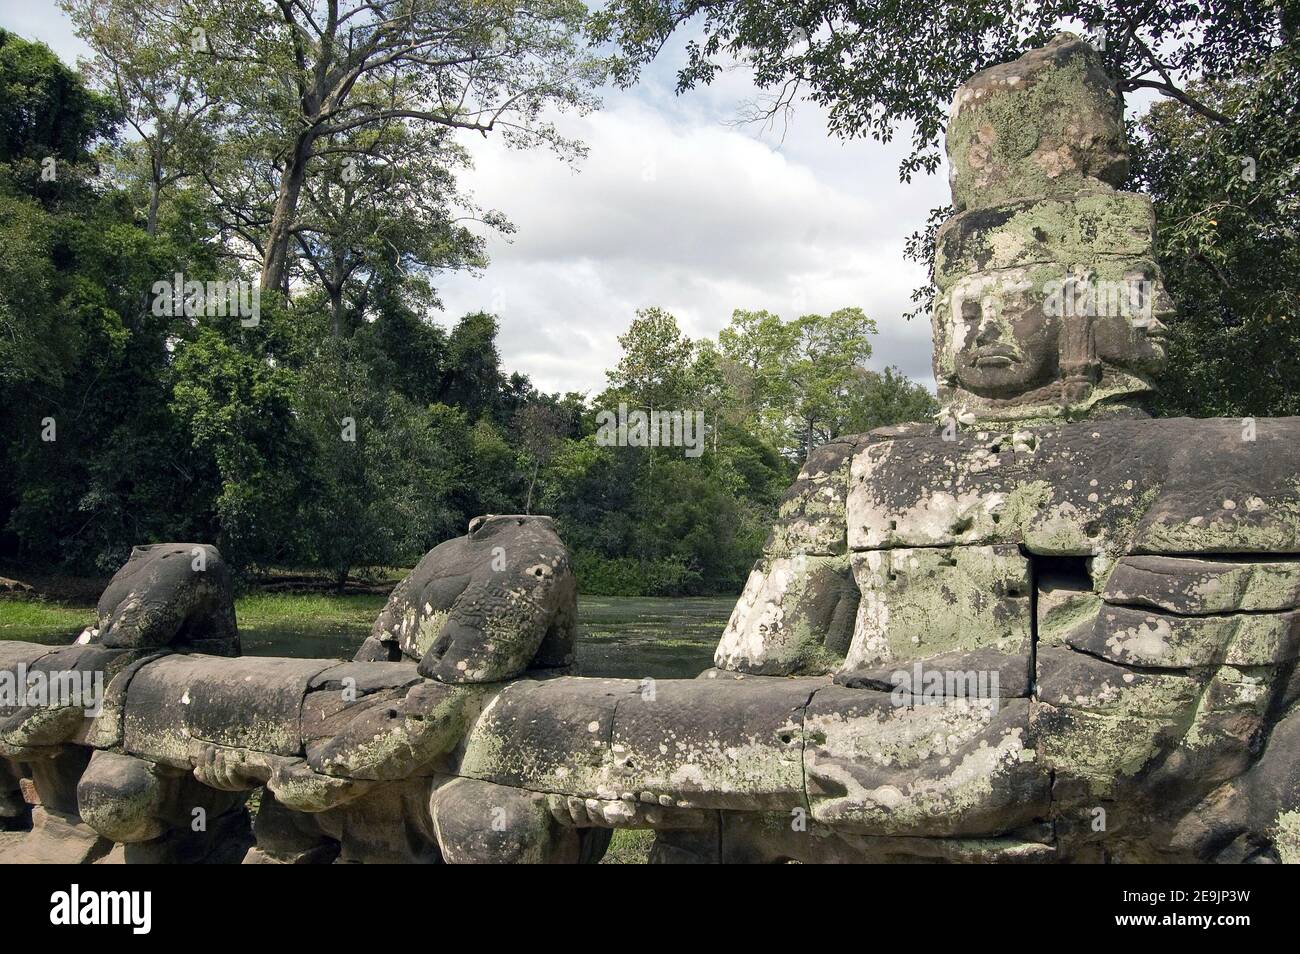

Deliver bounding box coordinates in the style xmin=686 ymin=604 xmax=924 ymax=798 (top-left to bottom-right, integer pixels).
xmin=1125 ymin=273 xmax=1146 ymax=310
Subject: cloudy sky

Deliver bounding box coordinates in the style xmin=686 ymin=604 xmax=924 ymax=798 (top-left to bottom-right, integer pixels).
xmin=3 ymin=3 xmax=951 ymax=395
xmin=434 ymin=48 xmax=952 ymax=396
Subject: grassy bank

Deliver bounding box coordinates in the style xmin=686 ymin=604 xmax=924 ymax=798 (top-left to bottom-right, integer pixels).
xmin=0 ymin=599 xmax=94 ymax=643
xmin=0 ymin=591 xmax=391 ymax=654
xmin=602 ymin=829 xmax=657 ymax=864
xmin=235 ymin=592 xmax=389 ymax=659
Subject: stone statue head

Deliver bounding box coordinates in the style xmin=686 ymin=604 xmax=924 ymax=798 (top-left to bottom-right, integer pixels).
xmin=942 ymin=268 xmax=1059 ymax=399
xmin=932 ymin=34 xmax=1173 ymax=424
xmin=934 ymin=259 xmax=1172 ymax=421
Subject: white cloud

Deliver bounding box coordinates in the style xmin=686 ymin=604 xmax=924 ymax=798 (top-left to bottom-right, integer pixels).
xmin=437 ymin=80 xmax=949 ymax=396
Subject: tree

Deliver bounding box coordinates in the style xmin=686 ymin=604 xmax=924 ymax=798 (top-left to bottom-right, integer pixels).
xmin=294 ymin=336 xmax=476 ymax=586
xmin=0 ymin=27 xmax=118 ymax=176
xmin=177 ymin=0 xmax=605 ymax=292
xmin=292 ymin=120 xmax=500 ymax=336
xmin=717 ymin=308 xmax=795 ymax=438
xmin=0 ymin=28 xmax=934 ymax=595
xmin=440 ymin=311 xmax=509 ymax=420
xmin=786 ymin=308 xmax=877 ymax=457
xmin=590 ymin=1 xmax=1297 ymax=341
xmin=687 ymin=337 xmax=727 ymax=451
xmin=844 ymin=365 xmax=938 ymax=433
xmin=605 ymin=306 xmax=696 ymax=412
xmin=591 ymin=1 xmax=1289 ymax=180
xmin=717 ymin=308 xmax=796 ymax=448
xmin=715 ymin=306 xmax=882 ymax=459
xmin=62 ymin=0 xmax=221 ymax=235
xmin=1134 ymin=40 xmax=1300 ymax=418
xmin=359 ymin=285 xmax=451 ymax=407
xmin=516 ymin=400 xmax=568 ymax=513
xmin=0 ymin=30 xmax=201 ymax=571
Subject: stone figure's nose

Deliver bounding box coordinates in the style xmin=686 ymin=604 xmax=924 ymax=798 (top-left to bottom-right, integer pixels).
xmin=1152 ymin=285 xmax=1175 ymax=324
xmin=962 ymin=299 xmax=1002 ymax=345
xmin=974 ymin=315 xmax=1003 ymax=346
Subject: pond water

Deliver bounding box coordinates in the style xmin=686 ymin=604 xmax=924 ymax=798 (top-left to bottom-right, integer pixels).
xmin=1 ymin=594 xmax=734 ymax=679
xmin=567 ymin=595 xmax=732 ymax=679
xmin=240 ymin=594 xmax=733 ymax=678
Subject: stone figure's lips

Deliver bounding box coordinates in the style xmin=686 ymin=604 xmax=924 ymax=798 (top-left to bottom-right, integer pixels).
xmin=1129 ymin=319 xmax=1168 ymax=345
xmin=972 ymin=345 xmax=1019 ymax=368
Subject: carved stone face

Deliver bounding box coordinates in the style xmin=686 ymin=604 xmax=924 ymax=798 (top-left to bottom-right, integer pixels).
xmin=945 ymin=270 xmax=1059 ymax=398
xmin=1092 ymin=263 xmax=1172 ymax=377
xmin=940 ymin=261 xmax=1173 ymax=404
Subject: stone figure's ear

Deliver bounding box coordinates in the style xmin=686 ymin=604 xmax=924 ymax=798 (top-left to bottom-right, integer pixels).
xmin=1059 ymin=302 xmax=1098 ymax=407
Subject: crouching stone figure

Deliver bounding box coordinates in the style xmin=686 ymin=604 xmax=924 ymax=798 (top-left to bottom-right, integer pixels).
xmin=0 ymin=519 xmax=605 ymax=863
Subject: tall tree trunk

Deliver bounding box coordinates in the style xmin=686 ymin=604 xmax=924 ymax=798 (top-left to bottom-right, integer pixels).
xmin=329 ymin=291 xmax=345 ymax=338
xmin=328 ymin=253 xmax=346 ymax=337
xmin=525 ymin=459 xmax=539 ymax=514
xmin=141 ymin=158 xmax=163 ymax=317
xmin=145 ymin=175 xmax=161 ymax=237
xmin=260 ymin=133 xmax=315 ymax=293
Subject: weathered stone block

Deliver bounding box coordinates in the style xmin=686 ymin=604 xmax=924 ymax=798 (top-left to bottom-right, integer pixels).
xmin=805 ymin=686 xmax=1047 ymax=836
xmin=946 ymin=33 xmax=1127 ymax=211
xmin=83 ymin=651 xmax=168 ymax=750
xmin=608 ymin=677 xmax=817 ymax=811
xmin=1031 ymin=700 xmax=1185 ymax=797
xmin=935 ymin=192 xmax=1154 ymax=290
xmin=841 ymin=546 xmax=1031 ymax=685
xmin=0 ymin=806 xmax=112 ymax=864
xmin=307 ymin=777 xmax=439 ymax=863
xmin=847 ymin=418 xmax=1300 ymax=557
xmin=0 ymin=644 xmax=137 ymax=751
xmin=1035 ymin=646 xmax=1204 ymax=717
xmin=1104 ymin=554 xmax=1300 ymax=615
xmin=76 ymin=750 xmax=168 ymax=843
xmin=713 ymin=554 xmax=857 ymax=675
xmin=835 ymin=647 xmax=1031 ymax=698
xmin=763 ymin=436 xmax=862 ymax=557
xmin=1068 ymin=604 xmax=1300 ymax=668
xmin=122 ymin=656 xmax=331 ymax=766
xmin=457 ymin=677 xmax=640 ymax=797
